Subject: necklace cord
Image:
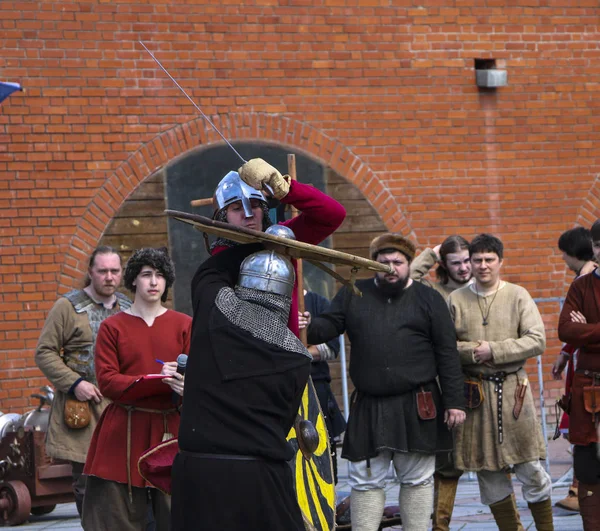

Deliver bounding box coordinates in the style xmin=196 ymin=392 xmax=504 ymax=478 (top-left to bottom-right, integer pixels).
xmin=475 ymin=283 xmax=500 ymax=326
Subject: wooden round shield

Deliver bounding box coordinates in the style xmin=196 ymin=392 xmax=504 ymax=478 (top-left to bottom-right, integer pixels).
xmin=286 ymin=377 xmax=335 ymax=531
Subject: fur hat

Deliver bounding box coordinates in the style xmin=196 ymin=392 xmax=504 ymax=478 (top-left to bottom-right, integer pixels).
xmin=369 ymin=233 xmax=416 ymax=261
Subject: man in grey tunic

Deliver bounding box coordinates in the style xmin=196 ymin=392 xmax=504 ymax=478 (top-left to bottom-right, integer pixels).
xmin=307 ymin=233 xmax=465 ymax=531
xmin=410 ymin=234 xmax=472 ymax=530
xmin=35 ymin=246 xmax=130 ymax=516
xmin=447 ymin=233 xmax=553 ymax=530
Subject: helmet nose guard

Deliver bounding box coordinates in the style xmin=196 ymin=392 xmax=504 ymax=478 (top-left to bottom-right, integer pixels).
xmin=213 ymin=171 xmax=266 ymax=218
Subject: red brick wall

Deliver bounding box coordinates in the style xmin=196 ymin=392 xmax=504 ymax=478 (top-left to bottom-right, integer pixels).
xmin=2 ymin=2 xmax=599 ymax=423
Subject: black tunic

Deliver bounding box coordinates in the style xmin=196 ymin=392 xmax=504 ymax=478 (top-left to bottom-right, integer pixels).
xmin=172 ymin=245 xmax=310 ymax=531
xmin=307 ymin=278 xmax=464 ymax=461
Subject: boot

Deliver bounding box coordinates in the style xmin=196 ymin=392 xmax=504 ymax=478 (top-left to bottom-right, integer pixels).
xmin=510 ymin=493 xmax=525 ymax=531
xmin=432 ymin=474 xmax=459 ymax=531
xmin=350 ymin=488 xmax=385 ymax=531
xmin=578 ymin=482 xmax=600 ymax=531
xmin=399 ymin=482 xmax=434 ymax=531
xmin=527 ymin=498 xmax=554 ymax=531
xmin=554 ymin=477 xmax=579 ymax=512
xmin=489 ymin=494 xmax=524 ymax=531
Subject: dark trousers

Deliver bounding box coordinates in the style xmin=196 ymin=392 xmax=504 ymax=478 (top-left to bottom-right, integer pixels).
xmin=82 ymin=475 xmax=170 ymax=531
xmin=71 ymin=461 xmax=86 ymax=517
xmin=171 ymin=453 xmax=304 ymax=531
xmin=313 ymin=380 xmax=345 ymax=484
xmin=435 ymin=450 xmax=463 ymax=480
xmin=574 ymin=444 xmax=600 ymax=485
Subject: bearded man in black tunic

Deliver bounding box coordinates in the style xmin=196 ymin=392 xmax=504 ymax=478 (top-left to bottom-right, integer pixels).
xmin=306 ymin=233 xmax=466 ymax=531
xmin=171 ymin=243 xmax=311 ymax=531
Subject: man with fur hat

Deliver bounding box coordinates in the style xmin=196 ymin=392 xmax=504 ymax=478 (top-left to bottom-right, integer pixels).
xmin=305 ymin=232 xmax=465 ymax=531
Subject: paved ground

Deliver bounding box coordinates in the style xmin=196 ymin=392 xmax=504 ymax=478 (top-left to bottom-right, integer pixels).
xmin=14 ymin=438 xmax=584 ymax=530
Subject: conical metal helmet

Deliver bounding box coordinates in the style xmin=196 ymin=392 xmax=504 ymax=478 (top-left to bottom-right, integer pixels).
xmin=265 ymin=225 xmax=297 ymax=240
xmin=213 ymin=171 xmax=266 ymax=218
xmin=238 ymin=250 xmax=295 ymax=298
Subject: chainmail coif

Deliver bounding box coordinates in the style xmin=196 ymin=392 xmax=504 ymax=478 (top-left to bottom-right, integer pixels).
xmin=215 ymin=286 xmax=310 ymax=359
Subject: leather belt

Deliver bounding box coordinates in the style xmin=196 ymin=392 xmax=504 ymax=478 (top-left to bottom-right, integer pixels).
xmin=118 ymin=404 xmax=177 ymax=503
xmin=466 ymin=369 xmax=521 ymax=444
xmin=179 ymin=450 xmax=272 ymax=462
xmin=575 ymin=369 xmax=600 ymax=379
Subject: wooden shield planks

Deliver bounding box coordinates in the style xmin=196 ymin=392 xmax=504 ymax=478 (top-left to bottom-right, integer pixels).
xmin=165 ymin=210 xmax=392 ymax=275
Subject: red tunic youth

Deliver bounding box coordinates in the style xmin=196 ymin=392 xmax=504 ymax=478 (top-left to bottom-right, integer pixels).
xmin=84 ymin=310 xmax=192 ymax=487
xmin=211 ymin=180 xmax=346 ymax=337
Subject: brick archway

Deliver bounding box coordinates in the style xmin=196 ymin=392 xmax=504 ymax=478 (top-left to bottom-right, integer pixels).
xmin=61 ymin=113 xmax=413 ymax=288
xmin=554 ymin=173 xmax=600 ymax=288
xmin=575 ymin=174 xmax=600 ymax=229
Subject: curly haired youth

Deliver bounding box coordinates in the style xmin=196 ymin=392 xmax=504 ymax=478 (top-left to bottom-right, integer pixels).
xmin=124 ymin=248 xmax=176 ymax=303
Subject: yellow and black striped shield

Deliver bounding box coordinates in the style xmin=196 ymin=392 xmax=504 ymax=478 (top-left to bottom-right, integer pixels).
xmin=286 ymin=377 xmax=335 ymax=531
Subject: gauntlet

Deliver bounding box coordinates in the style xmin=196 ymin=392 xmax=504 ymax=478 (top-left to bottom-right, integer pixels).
xmin=238 ymin=158 xmax=290 ymax=200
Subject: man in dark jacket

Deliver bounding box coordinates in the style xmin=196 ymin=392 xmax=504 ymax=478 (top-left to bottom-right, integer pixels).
xmin=172 ymin=244 xmax=311 ymax=530
xmin=307 ymin=233 xmax=465 ymax=531
xmin=558 ymin=220 xmax=600 ymax=530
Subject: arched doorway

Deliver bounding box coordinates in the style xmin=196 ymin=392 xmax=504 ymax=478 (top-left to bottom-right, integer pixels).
xmin=99 ymin=143 xmax=387 ymax=309
xmin=98 ymin=142 xmax=387 ymax=406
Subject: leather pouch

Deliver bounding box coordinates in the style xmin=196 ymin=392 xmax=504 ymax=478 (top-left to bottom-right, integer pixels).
xmin=464 ymin=378 xmax=484 ymax=409
xmin=416 ymin=387 xmax=436 ymax=420
xmin=583 ymin=386 xmax=600 ymax=414
xmin=64 ymin=398 xmax=91 ymax=429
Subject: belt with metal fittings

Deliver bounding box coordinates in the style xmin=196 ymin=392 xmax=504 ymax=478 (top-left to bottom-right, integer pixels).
xmin=575 ymin=369 xmax=600 ymax=380
xmin=472 ymin=369 xmax=521 ymax=444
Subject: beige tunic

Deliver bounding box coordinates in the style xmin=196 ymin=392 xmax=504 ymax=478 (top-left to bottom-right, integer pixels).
xmin=410 ymin=247 xmax=459 ymax=301
xmin=447 ymin=282 xmax=547 ymax=471
xmin=35 ymin=295 xmax=122 ymax=463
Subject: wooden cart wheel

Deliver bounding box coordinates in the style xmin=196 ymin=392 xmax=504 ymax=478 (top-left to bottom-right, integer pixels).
xmin=31 ymin=504 xmax=56 ymax=516
xmin=0 ymin=480 xmax=31 ymax=526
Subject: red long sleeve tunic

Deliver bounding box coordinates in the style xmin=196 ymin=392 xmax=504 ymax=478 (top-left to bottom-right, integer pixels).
xmin=84 ymin=310 xmax=192 ymax=486
xmin=211 ymin=180 xmax=346 ymax=337
xmin=558 ymin=271 xmax=600 ymax=445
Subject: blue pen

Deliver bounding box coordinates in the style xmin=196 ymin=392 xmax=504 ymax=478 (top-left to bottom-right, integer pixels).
xmin=155 ymin=359 xmax=165 ymax=365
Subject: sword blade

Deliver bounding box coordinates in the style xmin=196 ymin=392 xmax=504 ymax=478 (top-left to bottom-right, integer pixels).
xmin=139 ymin=40 xmax=247 ymax=165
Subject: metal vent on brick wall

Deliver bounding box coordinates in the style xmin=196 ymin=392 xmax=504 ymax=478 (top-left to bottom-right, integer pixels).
xmin=474 ymin=58 xmax=507 ymax=88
